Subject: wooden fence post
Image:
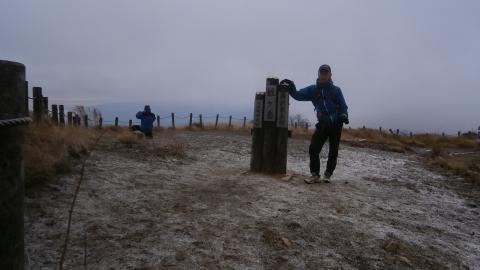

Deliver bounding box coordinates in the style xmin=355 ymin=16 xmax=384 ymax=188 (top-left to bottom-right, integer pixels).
xmin=379 ymin=126 xmax=382 ymax=133
xmin=42 ymin=96 xmax=48 ymax=116
xmin=199 ymin=114 xmax=203 ymax=128
xmin=171 ymin=113 xmax=175 ymax=128
xmin=128 ymin=119 xmax=132 ymax=128
xmin=0 ymin=60 xmax=27 ymax=269
xmin=84 ymin=115 xmax=88 ymax=128
xmin=99 ymin=117 xmax=103 ymax=129
xmin=243 ymin=117 xmax=246 ymax=129
xmin=215 ymin=114 xmax=219 ymax=129
xmin=229 ymin=115 xmax=232 ymax=128
xmin=250 ymin=92 xmax=265 ymax=172
xmin=189 ymin=113 xmax=193 ymax=128
xmin=51 ymin=104 xmax=58 ymax=124
xmin=115 ymin=117 xmax=118 ymax=128
xmin=67 ymin=112 xmax=73 ymax=126
xmin=458 ymin=131 xmax=461 ymax=137
xmin=261 ymin=77 xmax=279 ymax=174
xmin=59 ymin=105 xmax=65 ymax=126
xmin=477 ymin=126 xmax=480 ymax=144
xmin=32 ymin=86 xmax=43 ymax=122
xmin=396 ymin=129 xmax=399 ymax=136
xmin=156 ymin=115 xmax=160 ymax=128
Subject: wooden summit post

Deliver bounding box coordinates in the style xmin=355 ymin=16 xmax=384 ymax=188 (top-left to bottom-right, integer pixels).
xmin=275 ymin=82 xmax=290 ymax=174
xmin=250 ymin=77 xmax=289 ymax=175
xmin=261 ymin=77 xmax=279 ymax=174
xmin=0 ymin=60 xmax=27 ymax=270
xmin=250 ymin=92 xmax=265 ymax=172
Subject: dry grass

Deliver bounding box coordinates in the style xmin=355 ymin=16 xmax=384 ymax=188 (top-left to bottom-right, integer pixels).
xmin=154 ymin=140 xmax=186 ymax=158
xmin=24 ymin=120 xmax=98 ymax=187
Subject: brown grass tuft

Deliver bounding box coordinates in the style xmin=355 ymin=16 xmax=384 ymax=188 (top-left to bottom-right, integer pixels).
xmin=24 ymin=120 xmax=98 ymax=187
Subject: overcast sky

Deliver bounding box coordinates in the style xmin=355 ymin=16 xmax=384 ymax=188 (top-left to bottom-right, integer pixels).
xmin=1 ymin=0 xmax=479 ymax=133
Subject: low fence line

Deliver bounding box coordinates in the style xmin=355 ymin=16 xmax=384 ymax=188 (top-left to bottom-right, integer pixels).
xmin=23 ymin=83 xmax=480 ymax=137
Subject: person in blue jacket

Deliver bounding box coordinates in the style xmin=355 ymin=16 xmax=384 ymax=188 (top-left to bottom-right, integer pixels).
xmin=132 ymin=105 xmax=156 ymax=138
xmin=281 ymin=64 xmax=349 ymax=184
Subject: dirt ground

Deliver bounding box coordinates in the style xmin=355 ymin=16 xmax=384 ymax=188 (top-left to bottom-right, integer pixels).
xmin=24 ymin=130 xmax=480 ymax=269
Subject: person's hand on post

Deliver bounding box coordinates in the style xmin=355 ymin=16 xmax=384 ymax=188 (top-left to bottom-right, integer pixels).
xmin=338 ymin=113 xmax=349 ymax=125
xmin=280 ymin=79 xmax=296 ymax=92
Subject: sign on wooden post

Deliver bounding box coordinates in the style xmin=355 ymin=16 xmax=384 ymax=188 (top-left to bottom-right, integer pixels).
xmin=261 ymin=77 xmax=279 ymax=174
xmin=250 ymin=92 xmax=265 ymax=172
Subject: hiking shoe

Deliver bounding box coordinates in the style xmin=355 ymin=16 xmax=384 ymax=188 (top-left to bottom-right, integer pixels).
xmin=304 ymin=174 xmax=321 ymax=184
xmin=323 ymin=172 xmax=332 ymax=183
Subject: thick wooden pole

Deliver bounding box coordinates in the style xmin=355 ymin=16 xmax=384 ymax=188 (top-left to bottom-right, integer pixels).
xmin=51 ymin=104 xmax=58 ymax=125
xmin=128 ymin=119 xmax=132 ymax=128
xmin=261 ymin=77 xmax=279 ymax=174
xmin=32 ymin=87 xmax=43 ymax=122
xmin=115 ymin=117 xmax=119 ymax=128
xmin=67 ymin=112 xmax=73 ymax=126
xmin=215 ymin=114 xmax=219 ymax=128
xmin=199 ymin=114 xmax=203 ymax=128
xmin=59 ymin=105 xmax=65 ymax=126
xmin=99 ymin=117 xmax=103 ymax=129
xmin=250 ymin=92 xmax=265 ymax=172
xmin=0 ymin=60 xmax=26 ymax=270
xmin=189 ymin=113 xmax=193 ymax=128
xmin=243 ymin=117 xmax=246 ymax=129
xmin=156 ymin=115 xmax=160 ymax=128
xmin=275 ymin=82 xmax=289 ymax=174
xmin=84 ymin=115 xmax=88 ymax=128
xmin=229 ymin=115 xmax=232 ymax=127
xmin=171 ymin=113 xmax=175 ymax=128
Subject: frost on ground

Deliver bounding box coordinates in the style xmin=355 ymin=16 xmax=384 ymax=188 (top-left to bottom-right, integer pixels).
xmin=25 ymin=130 xmax=480 ymax=269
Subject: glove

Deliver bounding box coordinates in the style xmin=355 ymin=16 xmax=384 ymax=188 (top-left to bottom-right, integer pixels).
xmin=338 ymin=113 xmax=349 ymax=125
xmin=280 ymin=79 xmax=296 ymax=92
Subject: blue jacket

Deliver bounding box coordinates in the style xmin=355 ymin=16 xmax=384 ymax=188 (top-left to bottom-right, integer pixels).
xmin=289 ymin=79 xmax=348 ymax=124
xmin=136 ymin=111 xmax=156 ymax=133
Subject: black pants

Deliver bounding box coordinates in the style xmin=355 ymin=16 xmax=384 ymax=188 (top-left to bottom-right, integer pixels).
xmin=131 ymin=125 xmax=153 ymax=138
xmin=309 ymin=121 xmax=343 ymax=176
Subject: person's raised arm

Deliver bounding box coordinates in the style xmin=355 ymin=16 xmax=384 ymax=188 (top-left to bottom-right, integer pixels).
xmin=280 ymin=79 xmax=313 ymax=101
xmin=136 ymin=111 xmax=143 ymax=119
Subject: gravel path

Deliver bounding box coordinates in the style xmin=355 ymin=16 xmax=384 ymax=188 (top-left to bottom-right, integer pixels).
xmin=25 ymin=130 xmax=480 ymax=269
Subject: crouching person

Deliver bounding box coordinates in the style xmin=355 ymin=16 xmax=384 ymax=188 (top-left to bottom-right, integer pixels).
xmin=132 ymin=105 xmax=156 ymax=138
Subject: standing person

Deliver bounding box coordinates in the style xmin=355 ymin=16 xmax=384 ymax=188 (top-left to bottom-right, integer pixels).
xmin=132 ymin=105 xmax=156 ymax=138
xmin=281 ymin=64 xmax=349 ymax=184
